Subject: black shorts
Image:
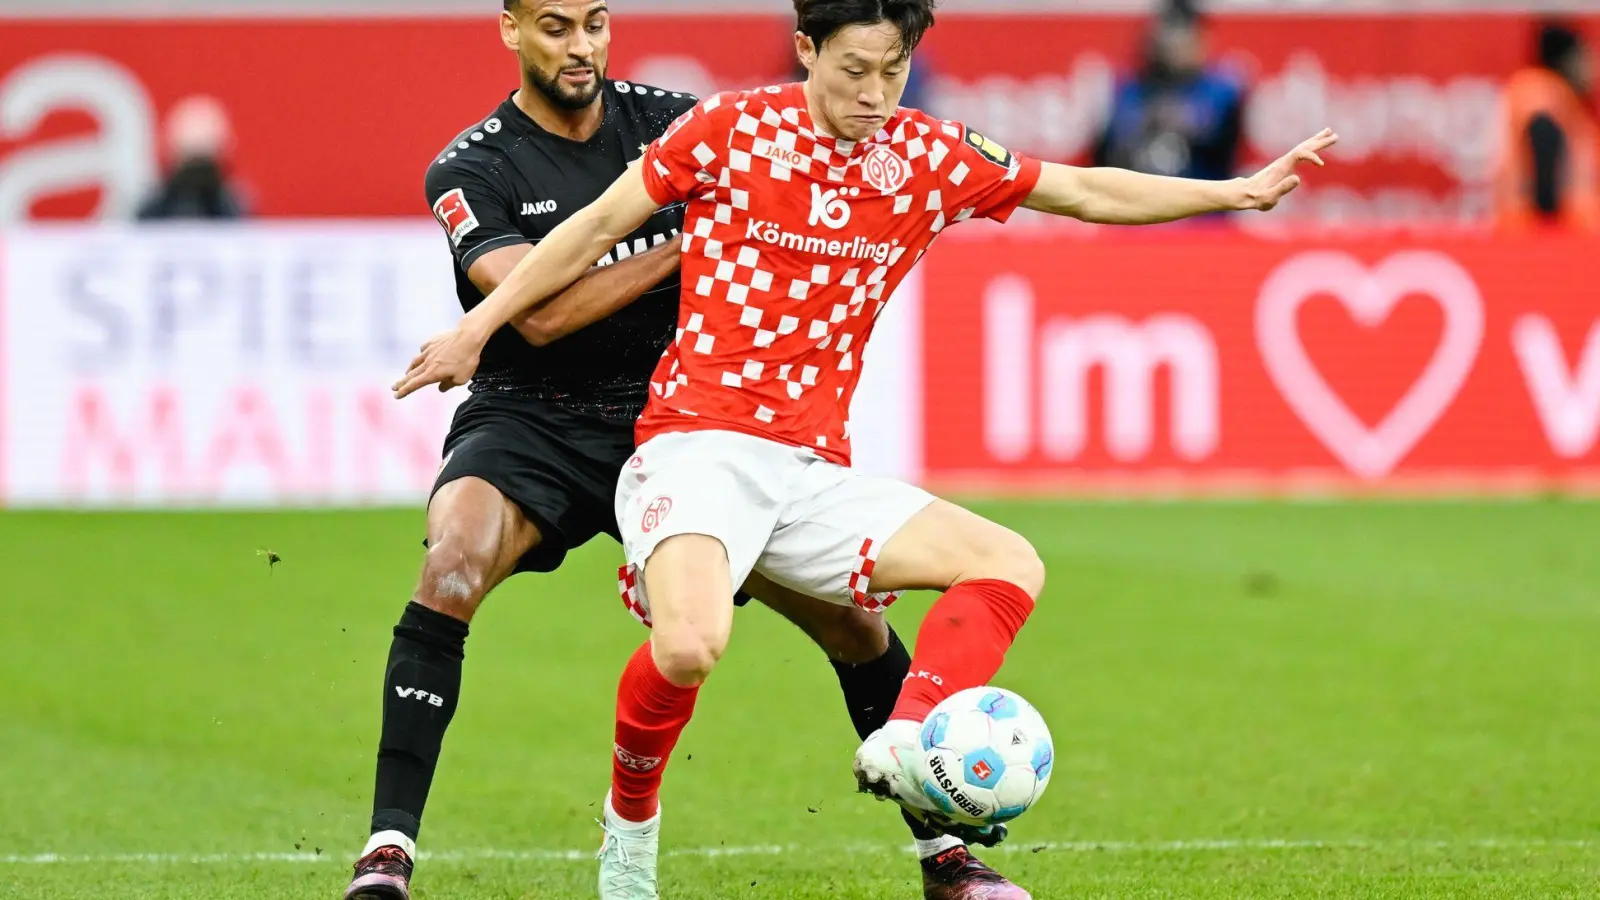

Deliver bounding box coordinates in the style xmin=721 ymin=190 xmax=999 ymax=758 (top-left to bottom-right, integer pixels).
xmin=428 ymin=392 xmax=752 ymax=606
xmin=431 ymin=392 xmax=635 ymax=574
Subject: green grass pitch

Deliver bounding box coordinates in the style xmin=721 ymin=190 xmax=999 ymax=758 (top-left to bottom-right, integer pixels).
xmin=2 ymin=500 xmax=1597 ymax=898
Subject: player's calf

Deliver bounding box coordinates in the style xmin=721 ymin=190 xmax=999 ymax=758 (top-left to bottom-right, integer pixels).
xmin=610 ymin=534 xmax=735 ymax=824
xmin=357 ymin=478 xmax=539 ymax=876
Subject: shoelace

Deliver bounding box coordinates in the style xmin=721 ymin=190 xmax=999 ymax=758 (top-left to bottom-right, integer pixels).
xmin=355 ymin=846 xmax=412 ymax=877
xmin=596 ymin=820 xmax=655 ymax=892
xmin=928 ymin=847 xmax=1007 ymax=884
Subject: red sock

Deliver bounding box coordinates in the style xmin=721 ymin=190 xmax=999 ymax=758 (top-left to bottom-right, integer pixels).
xmin=891 ymin=579 xmax=1036 ymax=723
xmin=610 ymin=641 xmax=699 ymax=822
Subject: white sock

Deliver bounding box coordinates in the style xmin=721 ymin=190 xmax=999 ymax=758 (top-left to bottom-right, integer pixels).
xmin=914 ymin=835 xmax=965 ymax=859
xmin=362 ymin=830 xmax=416 ymax=860
xmin=604 ymin=792 xmax=660 ymax=832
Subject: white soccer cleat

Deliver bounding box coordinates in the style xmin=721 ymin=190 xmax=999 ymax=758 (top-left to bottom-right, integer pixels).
xmin=597 ymin=793 xmax=660 ymax=900
xmin=854 ymin=719 xmax=1010 ymax=848
xmin=854 ymin=719 xmax=945 ymax=818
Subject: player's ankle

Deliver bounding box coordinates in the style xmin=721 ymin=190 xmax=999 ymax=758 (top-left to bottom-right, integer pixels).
xmin=362 ymin=830 xmax=417 ymax=860
xmin=914 ymin=835 xmax=965 ymax=860
xmin=605 ymin=792 xmax=661 ymax=829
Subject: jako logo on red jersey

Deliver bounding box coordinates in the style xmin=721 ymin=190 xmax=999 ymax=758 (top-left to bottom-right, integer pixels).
xmin=809 ymin=183 xmax=855 ymax=229
xmin=764 ymin=143 xmax=807 ymax=169
xmin=641 ymin=496 xmax=673 ymax=533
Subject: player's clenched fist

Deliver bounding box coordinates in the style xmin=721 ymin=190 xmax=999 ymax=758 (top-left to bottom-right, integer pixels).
xmin=1239 ymin=128 xmax=1339 ymax=212
xmin=393 ymin=328 xmax=482 ymax=398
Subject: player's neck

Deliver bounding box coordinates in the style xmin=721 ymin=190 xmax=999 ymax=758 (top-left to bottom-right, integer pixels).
xmin=512 ymin=87 xmax=605 ymax=142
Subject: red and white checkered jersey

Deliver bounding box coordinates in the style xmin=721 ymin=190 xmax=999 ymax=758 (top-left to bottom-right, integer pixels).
xmin=638 ymin=83 xmax=1042 ymax=465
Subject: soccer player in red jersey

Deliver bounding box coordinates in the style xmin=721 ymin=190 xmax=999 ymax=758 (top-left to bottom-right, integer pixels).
xmin=395 ymin=2 xmax=1335 ymax=897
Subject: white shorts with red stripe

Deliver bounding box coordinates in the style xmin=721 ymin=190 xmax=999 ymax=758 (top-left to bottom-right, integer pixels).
xmin=614 ymin=429 xmax=935 ymax=626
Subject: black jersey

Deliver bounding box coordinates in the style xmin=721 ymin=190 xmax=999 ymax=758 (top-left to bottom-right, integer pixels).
xmin=425 ymin=80 xmax=696 ymax=420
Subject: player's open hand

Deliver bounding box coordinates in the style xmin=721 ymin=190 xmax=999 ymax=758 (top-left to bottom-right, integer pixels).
xmin=1239 ymin=128 xmax=1339 ymax=212
xmin=392 ymin=328 xmax=483 ymax=399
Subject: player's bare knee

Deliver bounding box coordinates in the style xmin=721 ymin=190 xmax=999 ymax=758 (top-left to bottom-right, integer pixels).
xmin=650 ymin=627 xmax=725 ymax=688
xmin=995 ymin=536 xmax=1046 ymax=599
xmin=813 ymin=608 xmax=890 ymax=665
xmin=414 ymin=542 xmax=493 ymax=622
xmin=962 ymin=530 xmax=1046 ymax=599
xmin=1009 ymin=539 xmax=1048 ymax=599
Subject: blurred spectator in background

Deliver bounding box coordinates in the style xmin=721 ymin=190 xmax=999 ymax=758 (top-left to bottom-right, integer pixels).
xmin=1495 ymin=22 xmax=1598 ymax=232
xmin=1093 ymin=0 xmax=1245 ymax=188
xmin=136 ymin=95 xmax=248 ymax=221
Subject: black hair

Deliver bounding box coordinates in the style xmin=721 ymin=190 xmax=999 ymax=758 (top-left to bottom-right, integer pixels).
xmin=504 ymin=0 xmax=517 ymax=10
xmin=793 ymin=0 xmax=939 ymax=61
xmin=1539 ymin=21 xmax=1583 ymax=71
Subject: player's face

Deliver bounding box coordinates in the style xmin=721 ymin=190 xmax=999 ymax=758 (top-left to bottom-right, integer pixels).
xmin=502 ymin=0 xmax=611 ymax=111
xmin=796 ymin=22 xmax=913 ymax=142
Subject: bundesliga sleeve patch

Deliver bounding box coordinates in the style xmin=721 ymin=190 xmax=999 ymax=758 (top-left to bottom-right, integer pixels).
xmin=432 ymin=188 xmax=480 ymax=248
xmin=964 ymin=128 xmax=1015 ymax=169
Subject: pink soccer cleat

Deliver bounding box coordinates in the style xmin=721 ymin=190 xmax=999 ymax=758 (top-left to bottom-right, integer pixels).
xmin=921 ymin=845 xmax=1031 ymax=900
xmin=343 ymin=845 xmax=413 ymax=900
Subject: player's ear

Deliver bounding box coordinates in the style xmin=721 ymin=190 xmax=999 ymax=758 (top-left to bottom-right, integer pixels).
xmin=499 ymin=7 xmax=521 ymax=51
xmin=795 ymin=32 xmax=818 ymax=72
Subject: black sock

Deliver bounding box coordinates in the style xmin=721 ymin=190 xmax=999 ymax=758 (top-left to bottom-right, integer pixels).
xmin=831 ymin=625 xmax=941 ymax=841
xmin=370 ymin=602 xmax=470 ymax=840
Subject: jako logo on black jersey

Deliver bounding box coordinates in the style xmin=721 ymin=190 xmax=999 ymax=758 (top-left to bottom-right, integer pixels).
xmin=522 ymin=199 xmax=558 ymax=216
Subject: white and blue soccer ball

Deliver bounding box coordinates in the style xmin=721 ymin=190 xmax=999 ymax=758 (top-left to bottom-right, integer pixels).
xmin=916 ymin=687 xmax=1054 ymax=827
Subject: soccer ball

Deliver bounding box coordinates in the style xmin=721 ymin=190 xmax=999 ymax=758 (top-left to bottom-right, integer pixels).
xmin=915 ymin=687 xmax=1054 ymax=827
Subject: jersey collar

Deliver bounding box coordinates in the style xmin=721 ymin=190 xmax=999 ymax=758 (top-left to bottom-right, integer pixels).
xmin=498 ymin=87 xmax=611 ymax=146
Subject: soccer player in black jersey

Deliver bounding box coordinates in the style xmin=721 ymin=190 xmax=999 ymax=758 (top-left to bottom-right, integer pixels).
xmin=343 ymin=4 xmax=1021 ymax=900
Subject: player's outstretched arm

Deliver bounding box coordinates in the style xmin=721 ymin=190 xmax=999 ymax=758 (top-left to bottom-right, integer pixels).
xmin=468 ymin=241 xmax=681 ymax=347
xmin=1022 ymin=129 xmax=1338 ymax=225
xmin=394 ymin=165 xmax=662 ymax=398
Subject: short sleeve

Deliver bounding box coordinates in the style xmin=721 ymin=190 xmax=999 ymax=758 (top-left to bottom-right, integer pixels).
xmin=424 ymin=155 xmax=530 ymax=273
xmin=940 ymin=123 xmax=1043 ymax=224
xmin=641 ymin=93 xmax=740 ymax=207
